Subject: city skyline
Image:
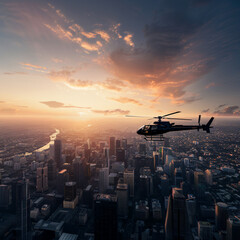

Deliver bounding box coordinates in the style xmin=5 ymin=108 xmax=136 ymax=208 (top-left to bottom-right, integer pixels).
xmin=1 ymin=0 xmax=240 ymax=119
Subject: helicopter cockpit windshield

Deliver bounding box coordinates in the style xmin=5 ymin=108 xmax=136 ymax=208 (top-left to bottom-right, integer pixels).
xmin=137 ymin=125 xmax=150 ymax=131
xmin=143 ymin=125 xmax=150 ymax=131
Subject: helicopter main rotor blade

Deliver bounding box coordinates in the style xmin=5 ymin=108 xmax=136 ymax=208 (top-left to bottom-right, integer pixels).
xmin=165 ymin=117 xmax=192 ymax=120
xmin=162 ymin=111 xmax=181 ymax=118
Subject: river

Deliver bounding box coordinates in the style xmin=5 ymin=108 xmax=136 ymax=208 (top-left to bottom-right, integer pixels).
xmin=24 ymin=129 xmax=60 ymax=156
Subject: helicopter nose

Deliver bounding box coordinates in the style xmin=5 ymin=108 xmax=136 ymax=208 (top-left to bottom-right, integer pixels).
xmin=137 ymin=129 xmax=143 ymax=135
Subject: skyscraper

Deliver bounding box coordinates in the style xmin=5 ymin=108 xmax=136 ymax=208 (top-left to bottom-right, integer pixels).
xmin=198 ymin=221 xmax=213 ymax=240
xmin=13 ymin=175 xmax=31 ymax=240
xmin=116 ymin=148 xmax=125 ymax=164
xmin=63 ymin=182 xmax=78 ymax=209
xmin=205 ymin=169 xmax=213 ymax=185
xmin=215 ymin=202 xmax=228 ymax=231
xmin=73 ymin=157 xmax=84 ymax=188
xmin=104 ymin=147 xmax=110 ymax=170
xmin=174 ymin=168 xmax=183 ymax=187
xmin=124 ymin=168 xmax=134 ymax=198
xmin=109 ymin=137 xmax=116 ymax=156
xmin=165 ymin=188 xmax=191 ymax=240
xmin=94 ymin=194 xmax=118 ymax=240
xmin=99 ymin=168 xmax=109 ymax=193
xmin=0 ymin=184 xmax=12 ymax=209
xmin=227 ymin=216 xmax=240 ymax=240
xmin=116 ymin=182 xmax=128 ymax=218
xmin=54 ymin=139 xmax=62 ymax=169
xmin=194 ymin=170 xmax=205 ymax=187
xmin=57 ymin=169 xmax=69 ymax=195
xmin=36 ymin=167 xmax=48 ymax=192
xmin=116 ymin=139 xmax=121 ymax=149
xmin=48 ymin=159 xmax=56 ymax=182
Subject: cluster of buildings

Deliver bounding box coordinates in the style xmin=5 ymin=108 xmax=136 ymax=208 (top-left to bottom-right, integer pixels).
xmin=0 ymin=126 xmax=240 ymax=240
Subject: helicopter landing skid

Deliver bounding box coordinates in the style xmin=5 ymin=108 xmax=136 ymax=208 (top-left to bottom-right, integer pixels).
xmin=144 ymin=135 xmax=165 ymax=141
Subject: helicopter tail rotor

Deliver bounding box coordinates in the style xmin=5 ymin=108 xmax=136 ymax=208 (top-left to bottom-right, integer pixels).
xmin=202 ymin=117 xmax=214 ymax=133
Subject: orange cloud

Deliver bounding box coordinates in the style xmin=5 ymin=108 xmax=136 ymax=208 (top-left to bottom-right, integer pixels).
xmin=92 ymin=109 xmax=130 ymax=115
xmin=124 ymin=33 xmax=134 ymax=47
xmin=111 ymin=23 xmax=122 ymax=38
xmin=20 ymin=63 xmax=47 ymax=70
xmin=48 ymin=69 xmax=126 ymax=91
xmin=40 ymin=101 xmax=91 ymax=109
xmin=95 ymin=30 xmax=110 ymax=42
xmin=111 ymin=97 xmax=142 ymax=106
xmin=81 ymin=31 xmax=96 ymax=39
xmin=80 ymin=41 xmax=102 ymax=51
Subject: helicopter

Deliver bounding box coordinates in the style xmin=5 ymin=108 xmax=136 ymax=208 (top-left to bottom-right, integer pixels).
xmin=126 ymin=111 xmax=214 ymax=141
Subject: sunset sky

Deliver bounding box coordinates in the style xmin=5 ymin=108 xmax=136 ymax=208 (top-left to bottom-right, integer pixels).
xmin=0 ymin=0 xmax=240 ymax=120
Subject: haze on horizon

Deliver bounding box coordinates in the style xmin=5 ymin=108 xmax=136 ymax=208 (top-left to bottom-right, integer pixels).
xmin=0 ymin=0 xmax=240 ymax=121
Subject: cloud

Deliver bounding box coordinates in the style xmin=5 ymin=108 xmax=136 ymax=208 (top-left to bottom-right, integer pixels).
xmin=214 ymin=105 xmax=240 ymax=116
xmin=4 ymin=71 xmax=28 ymax=75
xmin=20 ymin=63 xmax=48 ymax=72
xmin=124 ymin=33 xmax=134 ymax=47
xmin=92 ymin=109 xmax=130 ymax=115
xmin=205 ymin=82 xmax=215 ymax=89
xmin=48 ymin=69 xmax=75 ymax=82
xmin=52 ymin=58 xmax=63 ymax=63
xmin=40 ymin=101 xmax=91 ymax=109
xmin=95 ymin=30 xmax=110 ymax=42
xmin=171 ymin=95 xmax=201 ymax=105
xmin=48 ymin=69 xmax=126 ymax=91
xmin=217 ymin=104 xmax=226 ymax=109
xmin=105 ymin=0 xmax=238 ymax=103
xmin=111 ymin=97 xmax=142 ymax=106
xmin=111 ymin=23 xmax=122 ymax=38
xmin=0 ymin=101 xmax=5 ymax=103
xmin=100 ymin=78 xmax=126 ymax=91
xmin=201 ymin=108 xmax=210 ymax=113
xmin=80 ymin=41 xmax=102 ymax=51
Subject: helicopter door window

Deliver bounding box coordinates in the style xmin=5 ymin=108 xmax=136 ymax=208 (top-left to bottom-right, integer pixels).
xmin=151 ymin=125 xmax=157 ymax=130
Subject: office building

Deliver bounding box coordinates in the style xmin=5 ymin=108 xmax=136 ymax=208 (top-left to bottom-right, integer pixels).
xmin=165 ymin=188 xmax=191 ymax=240
xmin=57 ymin=169 xmax=69 ymax=195
xmin=109 ymin=137 xmax=116 ymax=156
xmin=227 ymin=216 xmax=240 ymax=240
xmin=194 ymin=170 xmax=205 ymax=187
xmin=205 ymin=169 xmax=213 ymax=185
xmin=36 ymin=167 xmax=48 ymax=192
xmin=215 ymin=202 xmax=228 ymax=231
xmin=48 ymin=159 xmax=56 ymax=182
xmin=116 ymin=182 xmax=128 ymax=218
xmin=198 ymin=221 xmax=213 ymax=240
xmin=54 ymin=139 xmax=62 ymax=169
xmin=0 ymin=184 xmax=12 ymax=209
xmin=116 ymin=139 xmax=121 ymax=149
xmin=116 ymin=148 xmax=126 ymax=165
xmin=104 ymin=147 xmax=110 ymax=170
xmin=124 ymin=168 xmax=134 ymax=198
xmin=94 ymin=194 xmax=118 ymax=240
xmin=174 ymin=168 xmax=183 ymax=187
xmin=63 ymin=182 xmax=78 ymax=209
xmin=99 ymin=168 xmax=109 ymax=193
